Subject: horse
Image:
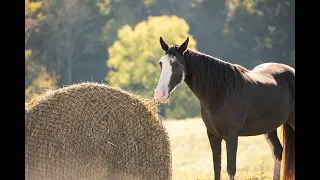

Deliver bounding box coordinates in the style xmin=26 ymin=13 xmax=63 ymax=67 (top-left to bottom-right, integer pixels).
xmin=154 ymin=37 xmax=295 ymax=180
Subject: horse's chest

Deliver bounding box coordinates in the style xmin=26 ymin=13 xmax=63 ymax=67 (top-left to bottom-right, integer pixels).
xmin=201 ymin=104 xmax=248 ymax=138
xmin=202 ymin=117 xmax=220 ymax=136
xmin=200 ymin=109 xmax=219 ymax=137
xmin=202 ymin=113 xmax=238 ymax=138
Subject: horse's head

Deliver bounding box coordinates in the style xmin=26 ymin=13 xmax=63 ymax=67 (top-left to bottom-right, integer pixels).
xmin=154 ymin=37 xmax=189 ymax=103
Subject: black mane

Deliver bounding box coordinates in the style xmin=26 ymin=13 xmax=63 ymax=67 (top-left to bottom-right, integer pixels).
xmin=183 ymin=49 xmax=253 ymax=108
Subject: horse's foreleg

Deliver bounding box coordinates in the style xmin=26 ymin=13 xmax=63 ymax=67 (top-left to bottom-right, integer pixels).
xmin=225 ymin=133 xmax=238 ymax=180
xmin=207 ymin=130 xmax=222 ymax=180
xmin=265 ymin=130 xmax=283 ymax=180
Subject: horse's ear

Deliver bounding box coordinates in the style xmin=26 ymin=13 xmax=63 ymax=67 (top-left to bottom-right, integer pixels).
xmin=178 ymin=37 xmax=189 ymax=54
xmin=160 ymin=37 xmax=169 ymax=51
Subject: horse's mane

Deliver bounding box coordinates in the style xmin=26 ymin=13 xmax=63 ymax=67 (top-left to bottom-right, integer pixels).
xmin=183 ymin=48 xmax=255 ymax=107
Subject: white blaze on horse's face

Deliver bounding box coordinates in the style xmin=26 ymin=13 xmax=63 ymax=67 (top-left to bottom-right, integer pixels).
xmin=154 ymin=54 xmax=184 ymax=103
xmin=155 ymin=55 xmax=173 ymax=103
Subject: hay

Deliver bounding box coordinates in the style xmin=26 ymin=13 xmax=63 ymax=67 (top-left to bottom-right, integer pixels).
xmin=25 ymin=82 xmax=172 ymax=180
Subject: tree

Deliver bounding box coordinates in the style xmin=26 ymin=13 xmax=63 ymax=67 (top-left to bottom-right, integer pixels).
xmin=25 ymin=49 xmax=57 ymax=100
xmin=106 ymin=15 xmax=200 ymax=119
xmin=25 ymin=0 xmax=56 ymax=100
xmin=25 ymin=0 xmax=45 ymax=45
xmin=41 ymin=0 xmax=101 ymax=85
xmin=222 ymin=0 xmax=295 ymax=68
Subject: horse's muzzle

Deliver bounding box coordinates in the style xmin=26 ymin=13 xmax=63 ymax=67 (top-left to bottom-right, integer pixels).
xmin=154 ymin=88 xmax=169 ymax=103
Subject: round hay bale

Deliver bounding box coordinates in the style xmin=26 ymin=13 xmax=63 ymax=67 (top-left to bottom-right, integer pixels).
xmin=25 ymin=82 xmax=172 ymax=180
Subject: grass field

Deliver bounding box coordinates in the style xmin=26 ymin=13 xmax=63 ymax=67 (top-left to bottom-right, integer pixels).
xmin=163 ymin=118 xmax=279 ymax=180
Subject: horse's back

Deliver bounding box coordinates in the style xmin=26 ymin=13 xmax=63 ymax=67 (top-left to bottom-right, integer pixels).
xmin=249 ymin=62 xmax=295 ymax=100
xmin=249 ymin=62 xmax=294 ymax=87
xmin=252 ymin=62 xmax=295 ymax=77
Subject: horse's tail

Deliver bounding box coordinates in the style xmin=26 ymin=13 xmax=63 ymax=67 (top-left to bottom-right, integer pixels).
xmin=282 ymin=122 xmax=295 ymax=180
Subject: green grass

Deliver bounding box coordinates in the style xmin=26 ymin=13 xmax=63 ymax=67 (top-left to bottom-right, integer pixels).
xmin=163 ymin=118 xmax=277 ymax=180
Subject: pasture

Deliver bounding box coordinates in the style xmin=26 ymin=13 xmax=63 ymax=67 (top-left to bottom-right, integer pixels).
xmin=164 ymin=118 xmax=277 ymax=180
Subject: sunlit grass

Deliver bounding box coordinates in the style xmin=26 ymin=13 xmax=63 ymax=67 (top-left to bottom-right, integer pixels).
xmin=163 ymin=118 xmax=276 ymax=180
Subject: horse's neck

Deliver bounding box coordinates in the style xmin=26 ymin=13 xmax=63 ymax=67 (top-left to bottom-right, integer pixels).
xmin=183 ymin=50 xmax=246 ymax=109
xmin=183 ymin=50 xmax=217 ymax=106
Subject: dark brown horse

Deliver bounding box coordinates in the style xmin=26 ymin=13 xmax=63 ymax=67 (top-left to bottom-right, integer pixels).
xmin=154 ymin=37 xmax=295 ymax=180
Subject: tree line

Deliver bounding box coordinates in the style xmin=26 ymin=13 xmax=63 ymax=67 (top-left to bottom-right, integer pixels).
xmin=25 ymin=0 xmax=295 ymax=119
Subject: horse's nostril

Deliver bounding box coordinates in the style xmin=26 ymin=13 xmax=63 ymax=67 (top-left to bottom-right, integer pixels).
xmin=162 ymin=91 xmax=166 ymax=97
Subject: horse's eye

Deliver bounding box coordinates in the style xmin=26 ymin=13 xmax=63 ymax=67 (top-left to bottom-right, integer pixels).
xmin=173 ymin=62 xmax=179 ymax=67
xmin=159 ymin=61 xmax=162 ymax=67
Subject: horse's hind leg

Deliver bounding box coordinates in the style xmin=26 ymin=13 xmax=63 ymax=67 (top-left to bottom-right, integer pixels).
xmin=265 ymin=130 xmax=283 ymax=180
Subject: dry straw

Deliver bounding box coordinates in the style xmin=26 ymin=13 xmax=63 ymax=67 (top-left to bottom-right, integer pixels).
xmin=25 ymin=82 xmax=172 ymax=180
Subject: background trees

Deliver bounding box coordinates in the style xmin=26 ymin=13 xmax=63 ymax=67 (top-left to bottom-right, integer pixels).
xmin=25 ymin=0 xmax=295 ymax=119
